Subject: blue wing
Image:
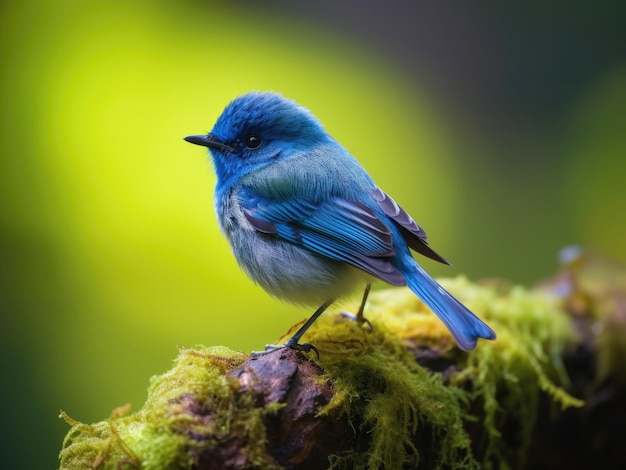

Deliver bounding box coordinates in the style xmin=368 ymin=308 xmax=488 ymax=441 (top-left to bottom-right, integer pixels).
xmin=372 ymin=187 xmax=450 ymax=265
xmin=240 ymin=193 xmax=406 ymax=286
xmin=240 ymin=187 xmax=496 ymax=350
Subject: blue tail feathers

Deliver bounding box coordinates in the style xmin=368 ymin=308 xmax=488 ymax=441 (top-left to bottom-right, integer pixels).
xmin=406 ymin=266 xmax=496 ymax=350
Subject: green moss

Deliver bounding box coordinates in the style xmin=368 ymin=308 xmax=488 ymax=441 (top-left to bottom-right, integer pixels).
xmin=59 ymin=346 xmax=282 ymax=469
xmin=316 ymin=325 xmax=476 ymax=470
xmin=59 ymin=277 xmax=583 ymax=469
xmin=565 ymin=251 xmax=626 ymax=387
xmin=305 ymin=277 xmax=583 ymax=470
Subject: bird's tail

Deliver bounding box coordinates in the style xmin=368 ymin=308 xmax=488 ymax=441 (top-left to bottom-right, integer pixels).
xmin=406 ymin=265 xmax=496 ymax=350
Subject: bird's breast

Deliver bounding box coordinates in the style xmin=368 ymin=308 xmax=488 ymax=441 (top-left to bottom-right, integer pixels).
xmin=215 ymin=188 xmax=367 ymax=305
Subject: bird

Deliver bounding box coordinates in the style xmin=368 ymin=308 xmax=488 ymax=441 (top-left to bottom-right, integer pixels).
xmin=184 ymin=91 xmax=496 ymax=354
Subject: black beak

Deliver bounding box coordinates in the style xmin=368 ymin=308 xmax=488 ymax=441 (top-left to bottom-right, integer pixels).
xmin=184 ymin=134 xmax=233 ymax=152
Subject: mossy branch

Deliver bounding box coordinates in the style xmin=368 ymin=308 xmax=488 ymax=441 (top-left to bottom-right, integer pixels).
xmin=58 ymin=249 xmax=626 ymax=469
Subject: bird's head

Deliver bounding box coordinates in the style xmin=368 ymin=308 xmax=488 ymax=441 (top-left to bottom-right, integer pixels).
xmin=185 ymin=92 xmax=330 ymax=183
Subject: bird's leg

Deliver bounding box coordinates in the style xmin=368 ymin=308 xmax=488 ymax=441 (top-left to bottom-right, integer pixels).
xmin=341 ymin=283 xmax=373 ymax=330
xmin=254 ymin=299 xmax=334 ymax=359
xmin=355 ymin=283 xmax=372 ymax=323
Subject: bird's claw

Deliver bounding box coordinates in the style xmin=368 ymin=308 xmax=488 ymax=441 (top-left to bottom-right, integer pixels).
xmin=285 ymin=340 xmax=320 ymax=359
xmin=340 ymin=310 xmax=373 ymax=331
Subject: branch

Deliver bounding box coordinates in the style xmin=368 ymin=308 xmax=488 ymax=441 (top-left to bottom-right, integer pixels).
xmin=58 ymin=249 xmax=626 ymax=469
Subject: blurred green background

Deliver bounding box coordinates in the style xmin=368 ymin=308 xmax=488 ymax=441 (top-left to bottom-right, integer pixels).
xmin=1 ymin=1 xmax=624 ymax=468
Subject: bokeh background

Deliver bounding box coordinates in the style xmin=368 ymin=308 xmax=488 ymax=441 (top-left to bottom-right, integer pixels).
xmin=1 ymin=1 xmax=625 ymax=467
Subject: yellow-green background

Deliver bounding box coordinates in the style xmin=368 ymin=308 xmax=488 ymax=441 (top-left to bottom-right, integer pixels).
xmin=1 ymin=1 xmax=624 ymax=468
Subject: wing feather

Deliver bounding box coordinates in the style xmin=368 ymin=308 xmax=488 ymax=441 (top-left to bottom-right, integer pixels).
xmin=241 ymin=193 xmax=406 ymax=285
xmin=372 ymin=187 xmax=450 ymax=265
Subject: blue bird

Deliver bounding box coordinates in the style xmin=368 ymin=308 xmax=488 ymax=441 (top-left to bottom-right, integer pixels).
xmin=185 ymin=91 xmax=496 ymax=353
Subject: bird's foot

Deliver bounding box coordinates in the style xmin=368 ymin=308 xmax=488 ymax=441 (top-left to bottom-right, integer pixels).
xmin=251 ymin=341 xmax=319 ymax=359
xmin=339 ymin=283 xmax=373 ymax=331
xmin=286 ymin=340 xmax=319 ymax=359
xmin=340 ymin=310 xmax=373 ymax=332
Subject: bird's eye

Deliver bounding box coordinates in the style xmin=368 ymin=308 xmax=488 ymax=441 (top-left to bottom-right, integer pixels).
xmin=244 ymin=134 xmax=262 ymax=149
